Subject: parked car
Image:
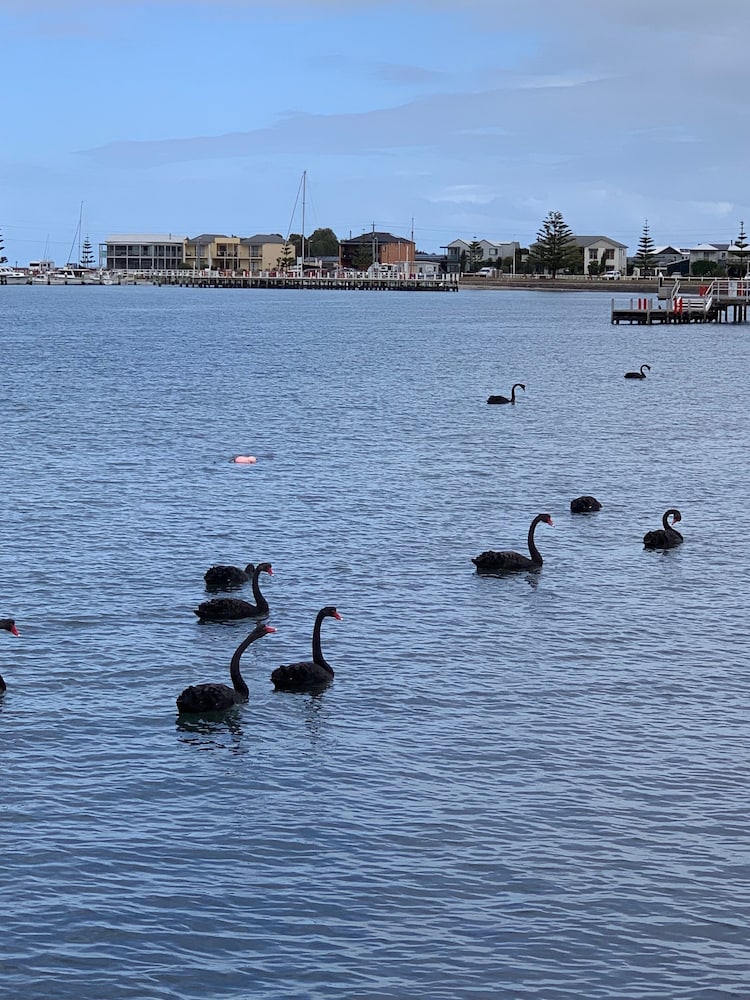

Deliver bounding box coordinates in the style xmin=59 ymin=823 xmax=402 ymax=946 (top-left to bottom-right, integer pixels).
xmin=602 ymin=270 xmax=622 ymax=280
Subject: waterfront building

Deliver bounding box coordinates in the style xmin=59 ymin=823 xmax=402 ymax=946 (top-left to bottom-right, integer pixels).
xmin=575 ymin=235 xmax=628 ymax=276
xmin=339 ymin=231 xmax=415 ymax=270
xmin=100 ymin=234 xmax=187 ymax=272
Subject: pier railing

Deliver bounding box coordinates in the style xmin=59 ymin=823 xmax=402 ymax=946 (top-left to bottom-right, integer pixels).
xmin=611 ymin=277 xmax=749 ymax=325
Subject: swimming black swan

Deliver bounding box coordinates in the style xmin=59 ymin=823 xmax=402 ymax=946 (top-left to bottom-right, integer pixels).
xmin=0 ymin=619 xmax=19 ymax=693
xmin=625 ymin=364 xmax=651 ymax=379
xmin=487 ymin=383 xmax=525 ymax=405
xmin=195 ymin=562 xmax=273 ymax=621
xmin=643 ymin=508 xmax=683 ymax=549
xmin=472 ymin=513 xmax=554 ymax=573
xmin=204 ymin=561 xmax=254 ymax=591
xmin=271 ymin=606 xmax=342 ymax=692
xmin=177 ymin=622 xmax=276 ymax=713
xmin=570 ymin=495 xmax=602 ymax=513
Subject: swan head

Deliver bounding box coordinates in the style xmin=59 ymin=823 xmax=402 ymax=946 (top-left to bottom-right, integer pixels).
xmin=539 ymin=513 xmax=553 ymax=527
xmin=322 ymin=606 xmax=342 ymax=621
xmin=257 ymin=562 xmax=273 ymax=576
xmin=0 ymin=619 xmax=19 ymax=636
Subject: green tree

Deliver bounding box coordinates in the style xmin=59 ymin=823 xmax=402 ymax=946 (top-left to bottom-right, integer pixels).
xmin=731 ymin=220 xmax=749 ymax=276
xmin=634 ymin=219 xmax=656 ymax=275
xmin=307 ymin=227 xmax=339 ymax=257
xmin=468 ymin=238 xmax=483 ymax=272
xmin=352 ymin=245 xmax=373 ymax=271
xmin=691 ymin=259 xmax=719 ymax=277
xmin=276 ymin=242 xmax=295 ymax=271
xmin=287 ymin=233 xmax=302 ymax=257
xmin=529 ymin=211 xmax=579 ymax=278
xmin=81 ymin=236 xmax=95 ymax=269
xmin=0 ymin=228 xmax=6 ymax=264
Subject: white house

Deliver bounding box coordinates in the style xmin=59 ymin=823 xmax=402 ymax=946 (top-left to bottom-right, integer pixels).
xmin=575 ymin=236 xmax=628 ymax=276
xmin=442 ymin=238 xmax=521 ymax=273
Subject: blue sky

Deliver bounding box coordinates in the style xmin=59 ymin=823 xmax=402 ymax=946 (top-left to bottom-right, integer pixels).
xmin=2 ymin=0 xmax=749 ymax=265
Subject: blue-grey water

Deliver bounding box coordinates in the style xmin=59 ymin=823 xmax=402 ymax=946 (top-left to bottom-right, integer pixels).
xmin=1 ymin=285 xmax=748 ymax=999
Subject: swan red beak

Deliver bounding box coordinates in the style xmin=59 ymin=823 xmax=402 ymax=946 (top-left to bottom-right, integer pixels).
xmin=10 ymin=625 xmax=19 ymax=636
xmin=265 ymin=626 xmax=277 ymax=633
xmin=333 ymin=611 xmax=342 ymax=620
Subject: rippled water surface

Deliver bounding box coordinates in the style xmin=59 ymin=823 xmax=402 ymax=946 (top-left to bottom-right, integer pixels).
xmin=1 ymin=285 xmax=749 ymax=999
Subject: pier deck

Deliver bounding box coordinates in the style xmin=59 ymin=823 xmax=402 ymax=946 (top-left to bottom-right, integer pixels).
xmin=611 ymin=278 xmax=749 ymax=325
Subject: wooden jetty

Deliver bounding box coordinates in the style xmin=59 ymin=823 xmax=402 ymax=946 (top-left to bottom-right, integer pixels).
xmin=148 ymin=271 xmax=460 ymax=292
xmin=611 ymin=278 xmax=749 ymax=325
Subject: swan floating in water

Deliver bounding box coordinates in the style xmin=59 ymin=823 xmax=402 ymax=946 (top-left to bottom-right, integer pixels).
xmin=0 ymin=618 xmax=20 ymax=693
xmin=473 ymin=513 xmax=553 ymax=573
xmin=570 ymin=496 xmax=602 ymax=514
xmin=624 ymin=364 xmax=651 ymax=379
xmin=487 ymin=383 xmax=525 ymax=405
xmin=195 ymin=562 xmax=273 ymax=621
xmin=271 ymin=606 xmax=342 ymax=692
xmin=643 ymin=508 xmax=683 ymax=549
xmin=204 ymin=561 xmax=255 ymax=591
xmin=177 ymin=622 xmax=276 ymax=713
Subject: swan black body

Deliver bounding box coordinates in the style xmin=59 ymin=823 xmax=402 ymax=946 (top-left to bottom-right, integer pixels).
xmin=204 ymin=561 xmax=254 ymax=591
xmin=570 ymin=496 xmax=602 ymax=514
xmin=487 ymin=382 xmax=525 ymax=405
xmin=473 ymin=513 xmax=553 ymax=573
xmin=195 ymin=562 xmax=273 ymax=621
xmin=625 ymin=364 xmax=651 ymax=379
xmin=271 ymin=607 xmax=342 ymax=692
xmin=643 ymin=508 xmax=683 ymax=549
xmin=177 ymin=623 xmax=276 ymax=713
xmin=0 ymin=618 xmax=20 ymax=693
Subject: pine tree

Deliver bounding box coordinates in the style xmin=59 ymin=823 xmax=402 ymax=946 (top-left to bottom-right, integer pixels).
xmin=635 ymin=220 xmax=656 ymax=275
xmin=733 ymin=220 xmax=749 ymax=276
xmin=0 ymin=228 xmax=6 ymax=264
xmin=276 ymin=242 xmax=295 ymax=271
xmin=468 ymin=238 xmax=483 ymax=272
xmin=81 ymin=236 xmax=95 ymax=269
xmin=529 ymin=211 xmax=579 ymax=278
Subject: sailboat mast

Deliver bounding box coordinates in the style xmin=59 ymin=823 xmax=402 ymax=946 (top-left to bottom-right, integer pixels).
xmin=301 ymin=170 xmax=306 ymax=274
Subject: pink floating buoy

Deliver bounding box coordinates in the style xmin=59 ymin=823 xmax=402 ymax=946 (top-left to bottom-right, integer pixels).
xmin=231 ymin=455 xmax=257 ymax=464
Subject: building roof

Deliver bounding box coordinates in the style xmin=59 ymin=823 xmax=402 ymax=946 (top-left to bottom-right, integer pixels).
xmin=240 ymin=234 xmax=288 ymax=244
xmin=189 ymin=233 xmax=238 ymax=242
xmin=651 ymin=246 xmax=684 ymax=255
xmin=575 ymin=235 xmax=628 ymax=249
xmin=341 ymin=231 xmax=413 ymax=246
xmin=104 ymin=234 xmax=186 ymax=243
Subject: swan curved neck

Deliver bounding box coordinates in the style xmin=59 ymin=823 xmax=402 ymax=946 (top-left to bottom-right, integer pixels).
xmin=251 ymin=568 xmax=269 ymax=612
xmin=229 ymin=633 xmax=258 ymax=696
xmin=312 ymin=613 xmax=332 ymax=671
xmin=527 ymin=516 xmax=544 ymax=564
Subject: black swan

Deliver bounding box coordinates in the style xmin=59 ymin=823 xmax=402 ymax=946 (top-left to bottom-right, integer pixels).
xmin=643 ymin=508 xmax=683 ymax=549
xmin=625 ymin=364 xmax=651 ymax=379
xmin=472 ymin=513 xmax=553 ymax=573
xmin=271 ymin=606 xmax=342 ymax=692
xmin=570 ymin=495 xmax=602 ymax=514
xmin=177 ymin=622 xmax=276 ymax=713
xmin=487 ymin=383 xmax=525 ymax=405
xmin=195 ymin=562 xmax=273 ymax=621
xmin=204 ymin=561 xmax=254 ymax=591
xmin=0 ymin=619 xmax=19 ymax=693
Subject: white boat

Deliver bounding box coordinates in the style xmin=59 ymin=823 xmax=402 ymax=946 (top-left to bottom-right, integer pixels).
xmin=0 ymin=265 xmax=30 ymax=285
